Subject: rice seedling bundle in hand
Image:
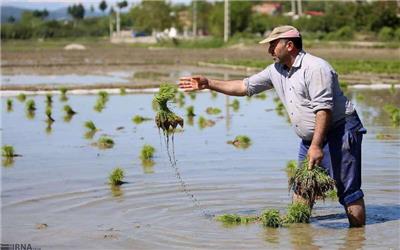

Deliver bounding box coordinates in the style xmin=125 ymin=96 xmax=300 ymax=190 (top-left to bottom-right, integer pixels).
xmin=153 ymin=84 xmax=183 ymax=132
xmin=288 ymin=160 xmax=335 ymax=204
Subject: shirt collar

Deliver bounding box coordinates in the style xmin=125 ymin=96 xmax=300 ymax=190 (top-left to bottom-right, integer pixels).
xmin=292 ymin=50 xmax=306 ymax=69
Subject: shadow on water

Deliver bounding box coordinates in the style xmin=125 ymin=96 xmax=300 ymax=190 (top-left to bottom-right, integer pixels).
xmin=313 ymin=204 xmax=400 ymax=229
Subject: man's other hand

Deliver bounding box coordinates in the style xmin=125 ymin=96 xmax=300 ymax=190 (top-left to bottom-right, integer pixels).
xmin=179 ymin=76 xmax=209 ymax=91
xmin=307 ymin=144 xmax=323 ymax=170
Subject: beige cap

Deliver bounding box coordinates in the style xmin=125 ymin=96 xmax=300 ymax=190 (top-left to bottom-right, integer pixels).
xmin=259 ymin=25 xmax=301 ymax=44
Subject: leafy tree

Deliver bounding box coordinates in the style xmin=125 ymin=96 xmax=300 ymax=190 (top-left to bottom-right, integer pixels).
xmin=99 ymin=0 xmax=108 ymax=13
xmin=130 ymin=0 xmax=172 ymax=33
xmin=117 ymin=0 xmax=128 ymax=10
xmin=32 ymin=9 xmax=49 ymax=19
xmin=68 ymin=4 xmax=85 ymax=21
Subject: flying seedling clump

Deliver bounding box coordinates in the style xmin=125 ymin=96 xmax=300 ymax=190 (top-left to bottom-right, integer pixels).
xmin=289 ymin=160 xmax=336 ymax=204
xmin=153 ymin=84 xmax=184 ymax=132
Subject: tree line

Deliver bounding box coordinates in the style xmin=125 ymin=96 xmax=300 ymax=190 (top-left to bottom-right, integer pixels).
xmin=1 ymin=0 xmax=399 ymax=42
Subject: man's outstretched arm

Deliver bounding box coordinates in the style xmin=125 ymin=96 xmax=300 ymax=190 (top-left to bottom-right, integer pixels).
xmin=179 ymin=76 xmax=247 ymax=96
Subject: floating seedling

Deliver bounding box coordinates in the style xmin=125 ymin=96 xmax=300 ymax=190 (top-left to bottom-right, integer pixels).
xmin=2 ymin=145 xmax=19 ymax=157
xmin=176 ymin=92 xmax=185 ymax=107
xmin=96 ymin=136 xmax=114 ymax=149
xmin=140 ymin=144 xmax=155 ymax=161
xmin=120 ymin=88 xmax=127 ymax=95
xmin=45 ymin=94 xmax=53 ymax=107
xmin=154 ymin=84 xmax=184 ymax=132
xmin=289 ymin=160 xmax=335 ymax=205
xmin=63 ymin=105 xmax=77 ymax=115
xmin=84 ymin=120 xmax=98 ymax=132
xmin=383 ymin=104 xmax=400 ymax=127
xmin=59 ymin=87 xmax=68 ymax=101
xmin=17 ymin=93 xmax=26 ymax=102
xmin=283 ymin=202 xmax=311 ymax=224
xmin=198 ymin=116 xmax=215 ymax=129
xmin=45 ymin=107 xmax=55 ymax=122
xmin=188 ymin=92 xmax=196 ymax=100
xmin=229 ymin=99 xmax=240 ymax=111
xmin=216 ymin=214 xmax=258 ymax=225
xmin=6 ymin=98 xmax=13 ymax=112
xmin=210 ymin=91 xmax=218 ymax=99
xmin=206 ymin=107 xmax=221 ymax=115
xmin=132 ymin=115 xmax=152 ymax=124
xmin=108 ymin=167 xmax=125 ymax=186
xmin=261 ymin=209 xmax=282 ymax=228
xmin=255 ymin=92 xmax=267 ymax=100
xmin=227 ymin=135 xmax=251 ymax=149
xmin=186 ymin=106 xmax=195 ymax=117
xmin=94 ymin=99 xmax=106 ymax=112
xmin=25 ymin=99 xmax=36 ymax=112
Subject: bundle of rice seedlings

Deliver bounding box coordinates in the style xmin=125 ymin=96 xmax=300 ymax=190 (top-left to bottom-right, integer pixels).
xmin=288 ymin=160 xmax=335 ymax=203
xmin=283 ymin=202 xmax=311 ymax=224
xmin=186 ymin=106 xmax=195 ymax=117
xmin=46 ymin=107 xmax=55 ymax=122
xmin=206 ymin=107 xmax=221 ymax=115
xmin=63 ymin=105 xmax=77 ymax=115
xmin=98 ymin=91 xmax=109 ymax=102
xmin=140 ymin=144 xmax=155 ymax=160
xmin=216 ymin=214 xmax=258 ymax=225
xmin=229 ymin=99 xmax=240 ymax=111
xmin=59 ymin=87 xmax=68 ymax=101
xmin=188 ymin=92 xmax=196 ymax=100
xmin=108 ymin=167 xmax=125 ymax=186
xmin=2 ymin=145 xmax=17 ymax=157
xmin=261 ymin=209 xmax=282 ymax=228
xmin=198 ymin=116 xmax=215 ymax=129
xmin=153 ymin=84 xmax=184 ymax=132
xmin=255 ymin=93 xmax=267 ymax=100
xmin=17 ymin=93 xmax=26 ymax=102
xmin=132 ymin=115 xmax=152 ymax=124
xmin=84 ymin=120 xmax=97 ymax=132
xmin=6 ymin=99 xmax=13 ymax=112
xmin=25 ymin=99 xmax=36 ymax=112
xmin=227 ymin=135 xmax=251 ymax=149
xmin=45 ymin=94 xmax=53 ymax=106
xmin=210 ymin=91 xmax=218 ymax=98
xmin=97 ymin=136 xmax=114 ymax=149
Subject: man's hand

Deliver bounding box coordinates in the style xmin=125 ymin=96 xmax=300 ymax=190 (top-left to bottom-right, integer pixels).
xmin=179 ymin=76 xmax=209 ymax=91
xmin=307 ymin=144 xmax=323 ymax=170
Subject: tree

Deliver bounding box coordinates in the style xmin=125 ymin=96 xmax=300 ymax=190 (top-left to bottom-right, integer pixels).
xmin=99 ymin=0 xmax=108 ymax=13
xmin=130 ymin=0 xmax=172 ymax=33
xmin=117 ymin=0 xmax=128 ymax=10
xmin=32 ymin=9 xmax=49 ymax=20
xmin=67 ymin=4 xmax=85 ymax=22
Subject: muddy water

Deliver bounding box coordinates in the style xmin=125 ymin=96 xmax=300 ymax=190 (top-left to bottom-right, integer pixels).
xmin=2 ymin=89 xmax=399 ymax=249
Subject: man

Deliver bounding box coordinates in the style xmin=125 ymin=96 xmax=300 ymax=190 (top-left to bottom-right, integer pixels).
xmin=179 ymin=25 xmax=367 ymax=227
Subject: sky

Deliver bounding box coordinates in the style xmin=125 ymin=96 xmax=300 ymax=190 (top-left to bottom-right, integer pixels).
xmin=2 ymin=0 xmax=191 ymax=11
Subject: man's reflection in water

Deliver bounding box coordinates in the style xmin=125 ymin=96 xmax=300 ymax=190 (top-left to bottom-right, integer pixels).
xmin=340 ymin=227 xmax=366 ymax=250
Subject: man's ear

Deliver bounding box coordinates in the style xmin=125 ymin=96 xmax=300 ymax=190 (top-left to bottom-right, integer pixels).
xmin=286 ymin=41 xmax=295 ymax=52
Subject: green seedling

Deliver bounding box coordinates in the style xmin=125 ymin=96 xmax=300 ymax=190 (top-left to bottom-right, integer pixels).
xmin=84 ymin=120 xmax=97 ymax=132
xmin=283 ymin=202 xmax=312 ymax=224
xmin=210 ymin=91 xmax=218 ymax=98
xmin=206 ymin=107 xmax=221 ymax=115
xmin=198 ymin=116 xmax=215 ymax=129
xmin=132 ymin=115 xmax=152 ymax=124
xmin=229 ymin=99 xmax=240 ymax=111
xmin=45 ymin=120 xmax=53 ymax=134
xmin=108 ymin=167 xmax=125 ymax=186
xmin=255 ymin=92 xmax=267 ymax=100
xmin=59 ymin=87 xmax=68 ymax=101
xmin=289 ymin=160 xmax=336 ymax=204
xmin=45 ymin=107 xmax=55 ymax=122
xmin=275 ymin=100 xmax=285 ymax=117
xmin=285 ymin=160 xmax=297 ymax=177
xmin=6 ymin=99 xmax=13 ymax=112
xmin=188 ymin=92 xmax=196 ymax=100
xmin=94 ymin=99 xmax=105 ymax=112
xmin=383 ymin=104 xmax=400 ymax=127
xmin=389 ymin=84 xmax=396 ymax=95
xmin=2 ymin=145 xmax=18 ymax=157
xmin=25 ymin=99 xmax=36 ymax=112
xmin=140 ymin=144 xmax=155 ymax=160
xmin=261 ymin=209 xmax=282 ymax=228
xmin=17 ymin=93 xmax=26 ymax=102
xmin=120 ymin=88 xmax=126 ymax=95
xmin=355 ymin=93 xmax=365 ymax=102
xmin=325 ymin=189 xmax=338 ymax=201
xmin=153 ymin=84 xmax=184 ymax=132
xmin=186 ymin=106 xmax=195 ymax=117
xmin=98 ymin=91 xmax=109 ymax=102
xmin=340 ymin=81 xmax=349 ymax=91
xmin=63 ymin=105 xmax=77 ymax=115
xmin=45 ymin=94 xmax=53 ymax=106
xmin=227 ymin=135 xmax=251 ymax=149
xmin=176 ymin=92 xmax=185 ymax=107
xmin=97 ymin=136 xmax=114 ymax=149
xmin=216 ymin=214 xmax=258 ymax=225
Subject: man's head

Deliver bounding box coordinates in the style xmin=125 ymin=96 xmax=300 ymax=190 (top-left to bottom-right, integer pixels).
xmin=260 ymin=25 xmax=303 ymax=65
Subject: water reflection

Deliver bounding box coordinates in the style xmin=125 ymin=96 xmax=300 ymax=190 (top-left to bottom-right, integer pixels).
xmin=2 ymin=157 xmax=14 ymax=167
xmin=26 ymin=110 xmax=35 ymax=120
xmin=263 ymin=227 xmax=280 ymax=245
xmin=110 ymin=185 xmax=124 ymax=197
xmin=45 ymin=120 xmax=53 ymax=134
xmin=141 ymin=159 xmax=155 ymax=174
xmin=339 ymin=227 xmax=365 ymax=250
xmin=288 ymin=224 xmax=319 ymax=250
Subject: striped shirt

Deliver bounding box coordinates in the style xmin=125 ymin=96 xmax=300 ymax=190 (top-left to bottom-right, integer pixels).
xmin=244 ymin=50 xmax=355 ymax=141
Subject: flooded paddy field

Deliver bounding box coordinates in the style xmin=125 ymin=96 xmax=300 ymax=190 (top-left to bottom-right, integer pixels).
xmin=2 ymin=86 xmax=399 ymax=249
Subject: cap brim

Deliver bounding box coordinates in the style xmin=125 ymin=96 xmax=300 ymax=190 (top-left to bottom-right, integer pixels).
xmin=258 ymin=36 xmax=280 ymax=44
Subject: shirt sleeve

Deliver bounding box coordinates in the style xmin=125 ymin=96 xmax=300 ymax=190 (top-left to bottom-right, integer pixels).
xmin=306 ymin=64 xmax=335 ymax=113
xmin=244 ymin=65 xmax=274 ymax=96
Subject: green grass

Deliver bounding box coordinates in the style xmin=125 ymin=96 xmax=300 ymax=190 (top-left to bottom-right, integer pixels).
xmin=283 ymin=202 xmax=312 ymax=224
xmin=261 ymin=209 xmax=282 ymax=228
xmin=84 ymin=120 xmax=97 ymax=131
xmin=132 ymin=115 xmax=152 ymax=124
xmin=17 ymin=93 xmax=26 ymax=102
xmin=205 ymin=107 xmax=221 ymax=115
xmin=2 ymin=145 xmax=15 ymax=157
xmin=25 ymin=99 xmax=36 ymax=112
xmin=108 ymin=167 xmax=125 ymax=186
xmin=97 ymin=136 xmax=114 ymax=149
xmin=140 ymin=144 xmax=155 ymax=160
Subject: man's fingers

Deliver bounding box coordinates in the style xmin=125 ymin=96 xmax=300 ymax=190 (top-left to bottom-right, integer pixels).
xmin=308 ymin=159 xmax=315 ymax=170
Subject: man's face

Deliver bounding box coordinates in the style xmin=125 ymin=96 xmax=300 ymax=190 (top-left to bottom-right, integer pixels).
xmin=268 ymin=39 xmax=289 ymax=64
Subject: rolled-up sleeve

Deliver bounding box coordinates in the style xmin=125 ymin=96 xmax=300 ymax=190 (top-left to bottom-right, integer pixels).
xmin=307 ymin=64 xmax=334 ymax=113
xmin=244 ymin=66 xmax=273 ymax=96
